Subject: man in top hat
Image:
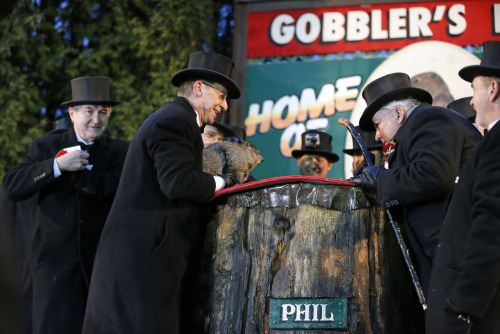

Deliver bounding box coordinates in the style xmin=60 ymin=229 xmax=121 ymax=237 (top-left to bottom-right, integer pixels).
xmin=342 ymin=126 xmax=384 ymax=177
xmin=82 ymin=52 xmax=240 ymax=334
xmin=201 ymin=109 xmax=235 ymax=147
xmin=2 ymin=76 xmax=129 ymax=334
xmin=426 ymin=40 xmax=500 ymax=334
xmin=292 ymin=129 xmax=339 ymax=178
xmin=351 ymin=72 xmax=481 ymax=296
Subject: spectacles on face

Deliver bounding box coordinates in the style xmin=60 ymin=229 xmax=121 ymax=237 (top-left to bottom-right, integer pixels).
xmin=201 ymin=81 xmax=227 ymax=101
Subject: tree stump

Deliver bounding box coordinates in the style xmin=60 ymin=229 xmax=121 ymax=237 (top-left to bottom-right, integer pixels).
xmin=196 ymin=179 xmax=423 ymax=333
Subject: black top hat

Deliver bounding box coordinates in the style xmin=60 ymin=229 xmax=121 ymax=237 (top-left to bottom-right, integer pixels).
xmin=447 ymin=97 xmax=475 ymax=122
xmin=291 ymin=130 xmax=339 ymax=163
xmin=359 ymin=72 xmax=433 ymax=131
xmin=342 ymin=126 xmax=383 ymax=156
xmin=171 ymin=52 xmax=241 ymax=99
xmin=459 ymin=41 xmax=500 ymax=82
xmin=209 ymin=110 xmax=235 ymax=137
xmin=61 ymin=76 xmax=120 ymax=108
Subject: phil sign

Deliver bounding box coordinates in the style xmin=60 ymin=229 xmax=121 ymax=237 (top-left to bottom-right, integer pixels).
xmin=269 ymin=298 xmax=348 ymax=329
xmin=247 ymin=1 xmax=500 ymax=57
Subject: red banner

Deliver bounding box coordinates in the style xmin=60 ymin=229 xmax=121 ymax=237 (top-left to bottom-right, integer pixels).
xmin=247 ymin=1 xmax=500 ymax=58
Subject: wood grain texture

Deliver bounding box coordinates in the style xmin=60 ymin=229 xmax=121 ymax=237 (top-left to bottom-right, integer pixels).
xmin=196 ymin=183 xmax=424 ymax=333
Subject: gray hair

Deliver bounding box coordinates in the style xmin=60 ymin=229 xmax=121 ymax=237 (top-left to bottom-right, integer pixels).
xmin=382 ymin=97 xmax=420 ymax=120
xmin=177 ymin=80 xmax=195 ymax=97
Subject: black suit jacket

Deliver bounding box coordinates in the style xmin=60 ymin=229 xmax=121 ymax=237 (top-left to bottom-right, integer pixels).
xmin=2 ymin=128 xmax=128 ymax=334
xmin=427 ymin=121 xmax=500 ymax=333
xmin=376 ymin=103 xmax=481 ymax=293
xmin=83 ymin=97 xmax=216 ymax=334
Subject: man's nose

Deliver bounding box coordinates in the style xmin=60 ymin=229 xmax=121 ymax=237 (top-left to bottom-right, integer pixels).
xmin=221 ymin=99 xmax=228 ymax=111
xmin=91 ymin=111 xmax=100 ymax=123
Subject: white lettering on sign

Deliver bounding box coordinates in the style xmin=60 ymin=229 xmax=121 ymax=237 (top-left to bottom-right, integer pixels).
xmin=281 ymin=304 xmax=335 ymax=322
xmin=322 ymin=12 xmax=345 ymax=42
xmin=495 ymin=4 xmax=500 ymax=34
xmin=245 ymin=75 xmax=361 ymax=157
xmin=269 ymin=4 xmax=467 ymax=45
xmin=269 ymin=14 xmax=295 ymax=45
xmin=296 ymin=13 xmax=321 ymax=44
xmin=447 ymin=4 xmax=466 ymax=36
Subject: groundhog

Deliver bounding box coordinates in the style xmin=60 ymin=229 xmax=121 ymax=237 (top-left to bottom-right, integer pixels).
xmin=203 ymin=140 xmax=263 ymax=187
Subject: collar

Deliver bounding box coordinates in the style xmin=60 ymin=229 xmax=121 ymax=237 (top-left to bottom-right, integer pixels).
xmin=193 ymin=109 xmax=201 ymax=127
xmin=488 ymin=119 xmax=500 ymax=131
xmin=75 ymin=132 xmax=94 ymax=145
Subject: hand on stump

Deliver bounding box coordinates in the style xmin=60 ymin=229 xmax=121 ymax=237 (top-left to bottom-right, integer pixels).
xmin=350 ymin=165 xmax=383 ymax=193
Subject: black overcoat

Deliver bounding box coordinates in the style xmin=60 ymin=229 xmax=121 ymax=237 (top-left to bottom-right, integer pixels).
xmin=2 ymin=128 xmax=128 ymax=334
xmin=376 ymin=103 xmax=481 ymax=294
xmin=83 ymin=97 xmax=216 ymax=334
xmin=426 ymin=121 xmax=500 ymax=333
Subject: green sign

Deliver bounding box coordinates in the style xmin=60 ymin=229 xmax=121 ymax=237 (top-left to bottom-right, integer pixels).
xmin=269 ymin=298 xmax=348 ymax=329
xmin=244 ymin=56 xmax=384 ymax=181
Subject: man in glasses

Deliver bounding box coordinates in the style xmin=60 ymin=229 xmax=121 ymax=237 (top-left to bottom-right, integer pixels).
xmin=83 ymin=52 xmax=241 ymax=334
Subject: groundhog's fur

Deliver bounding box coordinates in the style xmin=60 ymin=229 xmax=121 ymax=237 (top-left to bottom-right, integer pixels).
xmin=203 ymin=140 xmax=263 ymax=187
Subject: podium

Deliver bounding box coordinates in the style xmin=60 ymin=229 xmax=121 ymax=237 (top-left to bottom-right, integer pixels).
xmin=195 ymin=177 xmax=423 ymax=333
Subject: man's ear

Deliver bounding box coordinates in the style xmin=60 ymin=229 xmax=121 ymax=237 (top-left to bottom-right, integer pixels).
xmin=395 ymin=106 xmax=405 ymax=124
xmin=194 ymin=81 xmax=203 ymax=97
xmin=68 ymin=107 xmax=76 ymax=122
xmin=490 ymin=80 xmax=500 ymax=102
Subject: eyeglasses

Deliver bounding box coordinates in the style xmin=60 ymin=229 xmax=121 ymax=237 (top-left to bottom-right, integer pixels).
xmin=201 ymin=81 xmax=227 ymax=101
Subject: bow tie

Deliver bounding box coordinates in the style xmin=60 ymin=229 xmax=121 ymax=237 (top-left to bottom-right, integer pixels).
xmin=78 ymin=142 xmax=94 ymax=151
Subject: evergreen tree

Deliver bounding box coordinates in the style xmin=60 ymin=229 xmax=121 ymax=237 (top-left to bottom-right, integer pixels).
xmin=0 ymin=0 xmax=217 ymax=180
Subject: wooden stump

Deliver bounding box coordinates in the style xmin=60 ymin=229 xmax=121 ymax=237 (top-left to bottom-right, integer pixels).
xmin=196 ymin=181 xmax=423 ymax=333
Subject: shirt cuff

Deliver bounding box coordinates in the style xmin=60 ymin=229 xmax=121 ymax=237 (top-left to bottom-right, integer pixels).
xmin=214 ymin=176 xmax=226 ymax=191
xmin=53 ymin=159 xmax=62 ymax=178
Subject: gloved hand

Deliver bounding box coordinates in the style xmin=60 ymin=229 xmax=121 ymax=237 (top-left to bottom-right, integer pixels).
xmin=350 ymin=165 xmax=383 ymax=193
xmin=353 ymin=153 xmax=376 ymax=177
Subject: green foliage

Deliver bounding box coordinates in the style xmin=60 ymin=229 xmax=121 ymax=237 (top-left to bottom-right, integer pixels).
xmin=0 ymin=0 xmax=217 ymax=181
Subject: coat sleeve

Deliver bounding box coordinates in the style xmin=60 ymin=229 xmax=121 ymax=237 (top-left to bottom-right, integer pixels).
xmin=377 ymin=109 xmax=473 ymax=207
xmin=449 ymin=131 xmax=500 ymax=318
xmin=2 ymin=137 xmax=57 ymax=200
xmin=148 ymin=111 xmax=215 ymax=203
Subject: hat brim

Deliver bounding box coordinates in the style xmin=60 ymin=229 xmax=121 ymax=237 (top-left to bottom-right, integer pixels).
xmin=211 ymin=122 xmax=235 ymax=137
xmin=458 ymin=65 xmax=500 ymax=82
xmin=171 ymin=69 xmax=241 ymax=99
xmin=61 ymin=100 xmax=121 ymax=108
xmin=291 ymin=149 xmax=339 ymax=163
xmin=359 ymin=87 xmax=432 ymax=131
